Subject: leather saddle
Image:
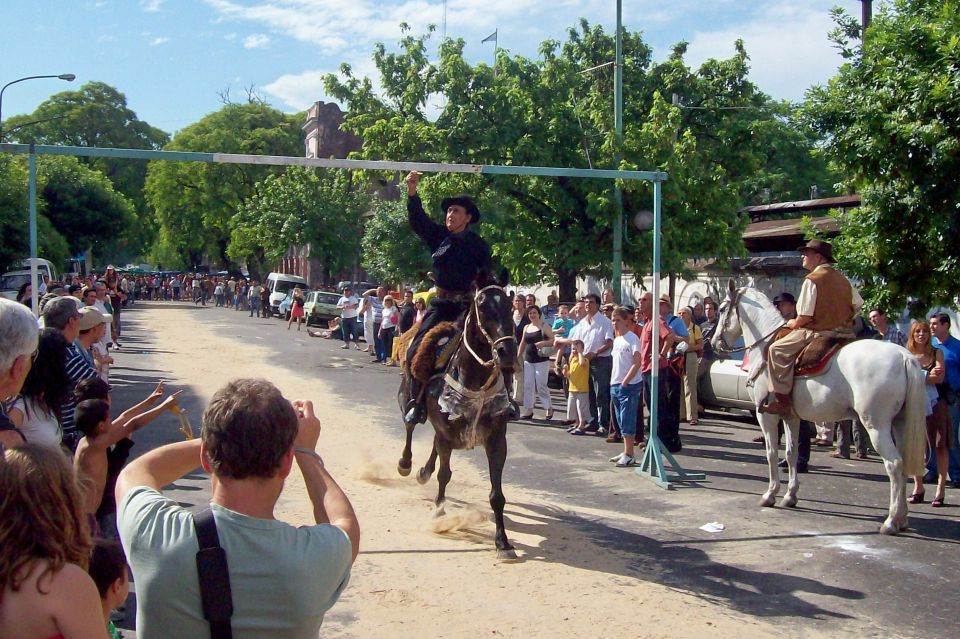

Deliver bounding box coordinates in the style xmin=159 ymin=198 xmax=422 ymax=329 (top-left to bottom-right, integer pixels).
xmin=768 ymin=326 xmax=854 ymax=378
xmin=408 ymin=321 xmax=462 ymax=383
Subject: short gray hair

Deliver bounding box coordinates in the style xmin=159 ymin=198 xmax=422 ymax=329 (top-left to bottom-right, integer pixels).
xmin=0 ymin=298 xmax=39 ymax=372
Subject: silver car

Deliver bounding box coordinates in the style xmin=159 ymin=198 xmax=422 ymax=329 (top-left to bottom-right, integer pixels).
xmin=698 ymin=340 xmax=756 ymax=411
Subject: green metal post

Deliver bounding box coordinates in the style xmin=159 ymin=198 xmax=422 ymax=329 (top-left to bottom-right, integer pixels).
xmin=611 ymin=0 xmax=624 ymax=303
xmin=28 ymin=146 xmax=38 ymax=316
xmin=636 ymin=178 xmax=705 ymax=488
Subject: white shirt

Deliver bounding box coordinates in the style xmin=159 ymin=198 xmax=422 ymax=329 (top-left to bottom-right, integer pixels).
xmin=796 ymin=264 xmax=864 ymax=318
xmin=9 ymin=396 xmax=61 ymax=449
xmin=381 ymin=305 xmax=399 ymax=330
xmin=337 ymin=295 xmax=360 ymax=319
xmin=611 ymin=332 xmax=643 ymax=386
xmin=569 ymin=313 xmax=614 ymax=358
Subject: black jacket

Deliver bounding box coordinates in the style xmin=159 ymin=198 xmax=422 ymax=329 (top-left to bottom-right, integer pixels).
xmin=408 ymin=195 xmax=491 ymax=293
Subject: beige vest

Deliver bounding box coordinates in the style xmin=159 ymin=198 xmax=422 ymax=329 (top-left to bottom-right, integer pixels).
xmin=805 ymin=267 xmax=855 ymax=331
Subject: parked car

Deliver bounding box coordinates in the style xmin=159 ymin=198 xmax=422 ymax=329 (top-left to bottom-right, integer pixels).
xmin=698 ymin=340 xmax=756 ymax=412
xmin=278 ymin=294 xmax=294 ymax=320
xmin=265 ymin=272 xmax=308 ymax=315
xmin=0 ymin=272 xmax=31 ymax=301
xmin=336 ymin=280 xmax=377 ymax=293
xmin=304 ymin=290 xmax=342 ymax=325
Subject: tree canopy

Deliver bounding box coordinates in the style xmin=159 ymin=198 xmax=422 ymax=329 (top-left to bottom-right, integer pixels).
xmin=229 ymin=167 xmax=368 ymax=281
xmin=4 ymin=82 xmax=169 ymax=259
xmin=144 ymin=102 xmax=304 ymax=270
xmin=325 ymin=22 xmax=831 ymax=298
xmin=803 ymin=0 xmax=960 ymax=313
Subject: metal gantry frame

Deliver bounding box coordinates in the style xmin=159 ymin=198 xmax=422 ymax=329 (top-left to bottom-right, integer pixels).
xmin=0 ymin=141 xmax=704 ymax=489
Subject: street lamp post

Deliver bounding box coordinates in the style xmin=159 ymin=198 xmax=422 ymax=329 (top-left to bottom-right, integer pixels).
xmin=0 ymin=73 xmax=76 ymax=316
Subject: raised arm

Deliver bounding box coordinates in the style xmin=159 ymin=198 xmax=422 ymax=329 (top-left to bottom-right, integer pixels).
xmin=115 ymin=437 xmax=203 ymax=501
xmin=106 ymin=391 xmax=182 ymax=447
xmin=405 ymin=171 xmax=444 ymax=249
xmin=292 ymin=400 xmax=361 ymax=561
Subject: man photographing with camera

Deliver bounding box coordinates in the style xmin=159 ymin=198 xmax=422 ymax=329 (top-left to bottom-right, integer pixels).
xmin=116 ymin=378 xmax=359 ymax=639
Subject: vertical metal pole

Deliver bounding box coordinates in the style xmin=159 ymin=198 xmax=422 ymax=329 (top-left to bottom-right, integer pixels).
xmin=611 ymin=0 xmax=624 ymax=303
xmin=649 ymin=178 xmax=661 ymax=442
xmin=861 ymin=0 xmax=872 ymax=32
xmin=28 ymin=146 xmax=39 ymax=316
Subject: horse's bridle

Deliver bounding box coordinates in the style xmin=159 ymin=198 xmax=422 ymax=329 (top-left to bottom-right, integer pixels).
xmin=462 ymin=284 xmax=516 ymax=372
xmin=714 ymin=287 xmax=785 ymax=354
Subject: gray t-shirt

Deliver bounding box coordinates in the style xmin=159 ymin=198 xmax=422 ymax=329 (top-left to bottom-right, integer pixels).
xmin=118 ymin=486 xmax=352 ymax=639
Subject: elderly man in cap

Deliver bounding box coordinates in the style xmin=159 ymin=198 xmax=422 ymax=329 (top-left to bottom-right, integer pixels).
xmin=401 ymin=171 xmax=494 ymax=425
xmin=0 ymin=298 xmax=39 ymax=449
xmin=763 ymin=240 xmax=863 ymax=415
xmin=43 ymin=297 xmax=99 ymax=450
xmin=78 ymin=306 xmax=114 ymax=380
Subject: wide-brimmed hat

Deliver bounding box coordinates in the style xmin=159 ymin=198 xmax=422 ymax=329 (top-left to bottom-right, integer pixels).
xmin=797 ymin=239 xmax=834 ymax=263
xmin=440 ymin=195 xmax=481 ymax=225
xmin=773 ymin=292 xmax=796 ymax=306
xmin=658 ymin=294 xmax=672 ymax=307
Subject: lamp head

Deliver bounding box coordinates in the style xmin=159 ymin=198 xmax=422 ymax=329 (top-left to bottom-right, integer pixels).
xmin=58 ymin=74 xmax=76 ymax=81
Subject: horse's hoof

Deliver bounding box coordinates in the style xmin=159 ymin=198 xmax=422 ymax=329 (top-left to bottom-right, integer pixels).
xmin=759 ymin=494 xmax=776 ymax=508
xmin=879 ymin=522 xmax=899 ymax=536
xmin=496 ymin=548 xmax=518 ymax=561
xmin=898 ymin=518 xmax=909 ymax=532
xmin=397 ymin=459 xmax=412 ymax=477
xmin=433 ymin=504 xmax=446 ymax=518
xmin=780 ymin=495 xmax=798 ymax=509
xmin=416 ymin=469 xmax=431 ymax=484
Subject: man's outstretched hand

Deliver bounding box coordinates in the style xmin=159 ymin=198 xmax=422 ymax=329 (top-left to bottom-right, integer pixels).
xmin=292 ymin=400 xmax=321 ymax=451
xmin=405 ymin=171 xmax=421 ymax=196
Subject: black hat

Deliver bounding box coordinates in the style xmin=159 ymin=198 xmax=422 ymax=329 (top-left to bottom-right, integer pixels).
xmin=796 ymin=239 xmax=834 ymax=263
xmin=440 ymin=195 xmax=481 ymax=225
xmin=773 ymin=292 xmax=796 ymax=306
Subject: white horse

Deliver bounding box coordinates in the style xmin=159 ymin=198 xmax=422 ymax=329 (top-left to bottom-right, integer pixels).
xmin=712 ymin=281 xmax=927 ymax=535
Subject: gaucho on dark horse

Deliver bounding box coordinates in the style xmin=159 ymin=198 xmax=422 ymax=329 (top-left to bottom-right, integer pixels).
xmin=397 ymin=171 xmax=519 ymax=559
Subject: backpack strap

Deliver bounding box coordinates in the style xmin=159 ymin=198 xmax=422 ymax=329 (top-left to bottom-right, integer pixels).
xmin=193 ymin=508 xmax=233 ymax=639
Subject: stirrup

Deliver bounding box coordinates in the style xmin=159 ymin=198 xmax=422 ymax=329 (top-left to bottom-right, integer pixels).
xmin=404 ymin=401 xmax=426 ymax=425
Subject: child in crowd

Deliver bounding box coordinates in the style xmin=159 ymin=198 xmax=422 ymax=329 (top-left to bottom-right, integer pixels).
xmin=564 ymin=339 xmax=591 ymax=435
xmin=552 ymin=303 xmax=576 ymax=377
xmin=73 ymin=382 xmax=181 ymax=535
xmin=88 ymin=539 xmax=130 ymax=639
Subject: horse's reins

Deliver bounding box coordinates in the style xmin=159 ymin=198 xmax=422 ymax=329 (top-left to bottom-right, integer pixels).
xmin=442 ymin=285 xmax=516 ymax=437
xmin=714 ymin=289 xmax=785 ymax=354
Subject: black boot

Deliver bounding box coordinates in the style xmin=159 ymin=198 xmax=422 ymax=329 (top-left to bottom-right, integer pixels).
xmin=404 ymin=379 xmax=427 ymax=425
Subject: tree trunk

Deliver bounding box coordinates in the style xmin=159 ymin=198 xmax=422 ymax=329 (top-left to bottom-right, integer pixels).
xmin=556 ymin=266 xmax=578 ymax=303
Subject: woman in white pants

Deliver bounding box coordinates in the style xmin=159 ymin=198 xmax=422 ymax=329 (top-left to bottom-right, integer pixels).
xmin=518 ymin=305 xmax=554 ymax=420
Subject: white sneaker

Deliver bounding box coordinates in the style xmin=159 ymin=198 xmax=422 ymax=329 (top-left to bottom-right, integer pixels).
xmin=616 ymin=454 xmax=636 ymax=467
xmin=609 ymin=453 xmax=624 ymax=463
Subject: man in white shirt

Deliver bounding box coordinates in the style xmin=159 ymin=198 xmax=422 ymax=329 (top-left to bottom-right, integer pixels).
xmin=336 ymin=286 xmax=362 ymax=350
xmin=557 ymin=293 xmax=614 ymax=435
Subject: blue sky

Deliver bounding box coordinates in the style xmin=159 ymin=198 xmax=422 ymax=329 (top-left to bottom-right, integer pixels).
xmin=1 ymin=0 xmax=865 ymax=137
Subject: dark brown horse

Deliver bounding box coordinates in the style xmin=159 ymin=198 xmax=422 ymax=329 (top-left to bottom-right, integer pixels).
xmin=397 ymin=278 xmax=518 ymax=559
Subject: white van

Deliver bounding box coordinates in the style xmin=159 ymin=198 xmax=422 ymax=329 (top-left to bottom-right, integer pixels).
xmin=265 ymin=272 xmax=307 ymax=315
xmin=0 ymin=259 xmax=60 ymax=300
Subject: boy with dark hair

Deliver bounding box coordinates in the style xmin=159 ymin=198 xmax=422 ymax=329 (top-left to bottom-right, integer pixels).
xmin=74 ymin=386 xmax=181 ymax=530
xmin=89 ymin=539 xmax=130 ymax=639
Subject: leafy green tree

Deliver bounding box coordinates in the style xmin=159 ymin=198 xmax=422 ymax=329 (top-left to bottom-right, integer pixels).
xmin=4 ymin=82 xmax=169 ymax=257
xmin=145 ymin=102 xmax=303 ymax=269
xmin=326 ymin=22 xmax=827 ymax=299
xmin=39 ymin=156 xmax=136 ymax=263
xmin=228 ymin=167 xmax=366 ymax=281
xmin=361 ymin=198 xmax=432 ymax=284
xmin=0 ymin=154 xmax=120 ymax=273
xmin=803 ymin=0 xmax=960 ymax=313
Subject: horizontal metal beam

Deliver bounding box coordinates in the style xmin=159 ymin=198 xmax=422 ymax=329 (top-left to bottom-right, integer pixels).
xmin=0 ymin=143 xmax=668 ymax=182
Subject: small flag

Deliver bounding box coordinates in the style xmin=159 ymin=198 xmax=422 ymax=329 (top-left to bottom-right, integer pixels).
xmin=481 ymin=29 xmax=497 ymax=44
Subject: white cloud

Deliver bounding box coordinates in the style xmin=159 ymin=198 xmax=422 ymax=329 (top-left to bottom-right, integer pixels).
xmin=264 ymin=70 xmax=331 ymax=111
xmin=149 ymin=36 xmax=170 ymax=46
xmin=683 ymin=2 xmax=844 ymax=101
xmin=141 ymin=0 xmax=164 ymax=12
xmin=243 ymin=33 xmax=270 ymax=48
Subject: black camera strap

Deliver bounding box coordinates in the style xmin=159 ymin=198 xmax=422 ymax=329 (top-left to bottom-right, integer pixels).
xmin=193 ymin=508 xmax=234 ymax=639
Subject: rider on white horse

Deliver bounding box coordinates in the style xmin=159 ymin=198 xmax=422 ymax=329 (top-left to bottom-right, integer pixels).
xmin=403 ymin=171 xmax=492 ymax=425
xmin=763 ymin=239 xmax=864 ymax=416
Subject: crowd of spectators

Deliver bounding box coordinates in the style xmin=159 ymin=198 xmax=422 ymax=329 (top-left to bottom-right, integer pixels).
xmin=1 ymin=268 xmax=358 ymax=637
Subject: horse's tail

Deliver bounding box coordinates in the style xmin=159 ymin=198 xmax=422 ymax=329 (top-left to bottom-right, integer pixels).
xmin=898 ymin=352 xmax=928 ymax=477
